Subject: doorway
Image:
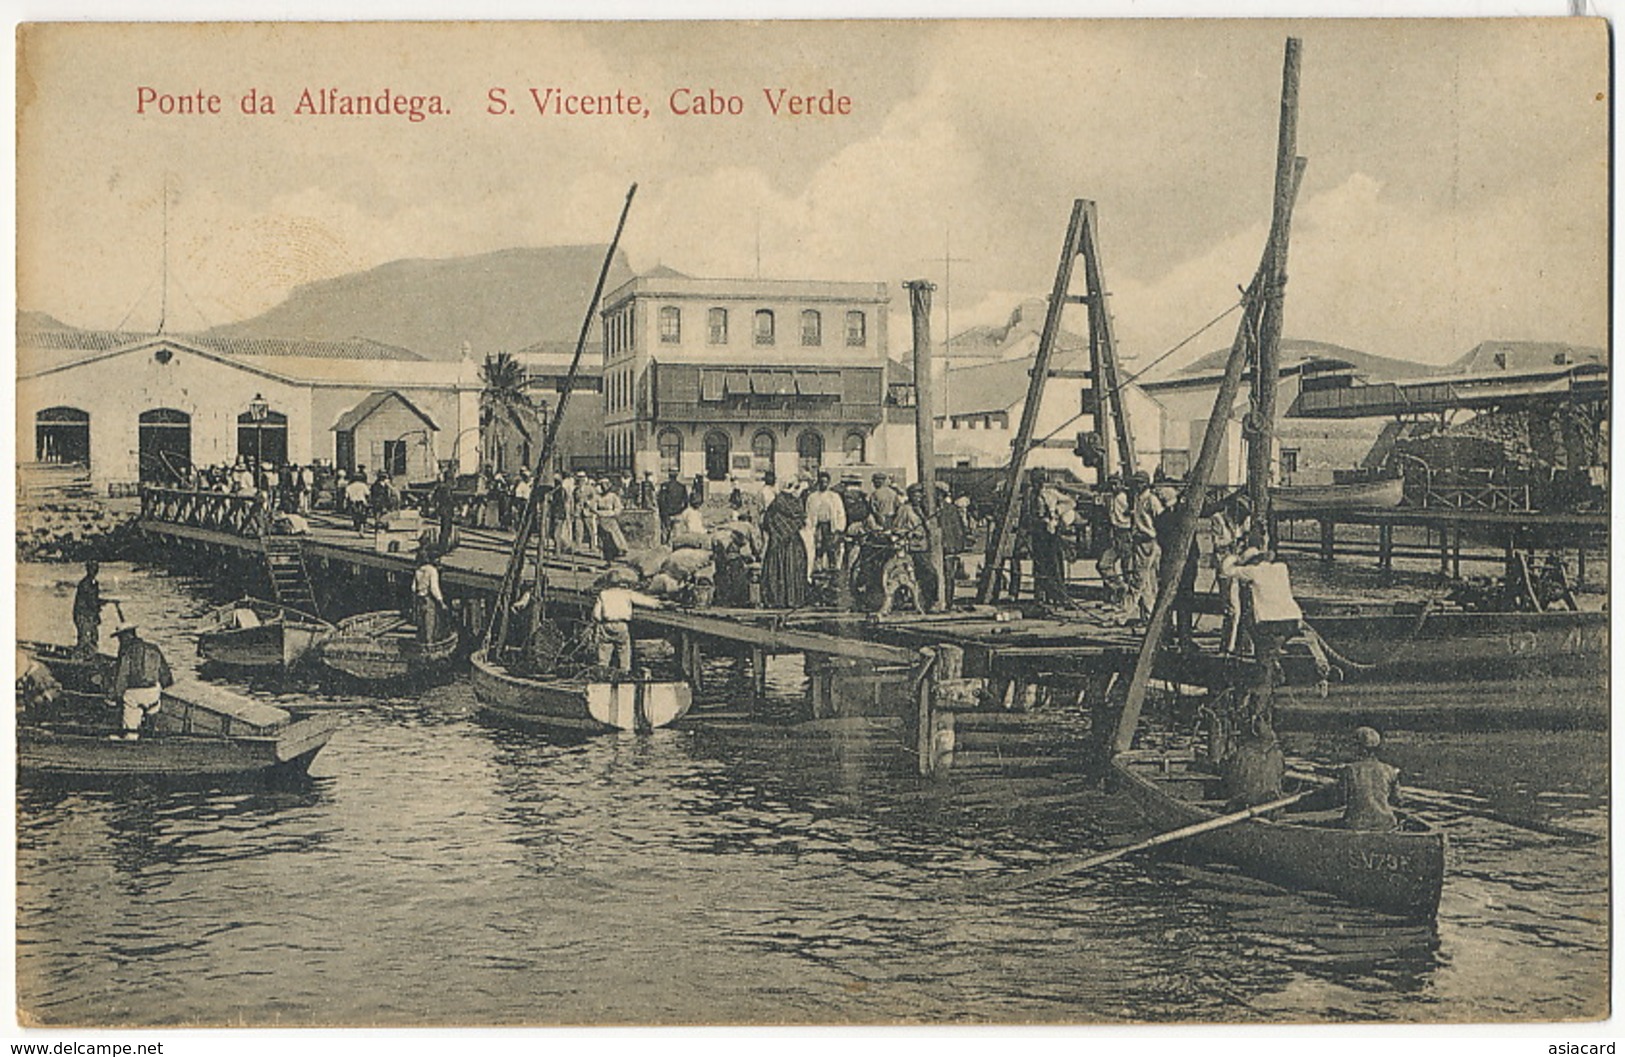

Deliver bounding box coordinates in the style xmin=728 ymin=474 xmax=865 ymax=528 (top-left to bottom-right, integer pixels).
xmin=703 ymin=430 xmax=731 ymax=481
xmin=138 ymin=408 xmax=192 ymax=483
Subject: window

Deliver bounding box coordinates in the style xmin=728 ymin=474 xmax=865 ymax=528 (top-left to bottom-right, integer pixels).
xmin=708 ymin=308 xmax=728 ymax=345
xmin=800 ymin=310 xmax=822 ymax=347
xmin=754 ymin=309 xmax=775 ymax=346
xmin=751 ymin=430 xmax=776 ymax=468
xmin=383 ymin=440 xmax=408 ymax=478
xmin=660 ymin=306 xmax=681 ymax=344
xmin=845 ymin=310 xmax=867 ymax=347
xmin=1280 ymin=448 xmax=1300 ymax=479
xmin=843 ymin=431 xmax=866 ymax=465
xmin=797 ymin=430 xmax=824 ymax=476
xmin=658 ymin=430 xmax=682 ymax=475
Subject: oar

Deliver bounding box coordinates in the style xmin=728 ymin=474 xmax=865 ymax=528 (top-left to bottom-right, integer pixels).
xmin=955 ymin=787 xmax=1318 ymax=897
xmin=1285 ymin=766 xmax=1600 ymax=845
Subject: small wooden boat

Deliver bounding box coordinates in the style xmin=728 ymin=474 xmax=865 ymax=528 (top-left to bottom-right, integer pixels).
xmin=18 ymin=639 xmax=113 ymax=697
xmin=1294 ymin=602 xmax=1607 ymax=682
xmin=470 ymin=647 xmax=692 ymax=733
xmin=17 ymin=673 xmax=340 ymax=780
xmin=197 ymin=598 xmax=334 ymax=671
xmin=318 ymin=611 xmax=458 ymax=682
xmin=1271 ymin=475 xmax=1403 ymax=513
xmin=1110 ymin=751 xmax=1445 ymax=921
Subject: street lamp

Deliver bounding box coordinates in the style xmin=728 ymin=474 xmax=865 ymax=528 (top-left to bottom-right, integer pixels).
xmin=246 ymin=393 xmax=270 ymax=465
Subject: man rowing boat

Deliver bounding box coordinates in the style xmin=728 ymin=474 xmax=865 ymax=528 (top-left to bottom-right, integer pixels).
xmin=1340 ymin=726 xmax=1402 ymax=832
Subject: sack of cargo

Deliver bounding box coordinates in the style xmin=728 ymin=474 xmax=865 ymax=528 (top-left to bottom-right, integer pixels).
xmin=629 ymin=546 xmax=672 ymax=578
xmin=645 ymin=572 xmax=682 ymax=597
xmin=662 ymin=547 xmax=712 ymax=579
xmin=669 ymin=528 xmax=710 ymax=551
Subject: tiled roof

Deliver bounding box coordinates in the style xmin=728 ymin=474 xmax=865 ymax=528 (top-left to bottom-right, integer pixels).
xmin=331 ymin=390 xmax=439 ymax=433
xmin=17 ymin=326 xmax=426 ymax=361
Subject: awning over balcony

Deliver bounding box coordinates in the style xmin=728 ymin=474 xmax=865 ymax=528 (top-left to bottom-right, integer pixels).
xmin=697 ymin=367 xmax=843 ymax=400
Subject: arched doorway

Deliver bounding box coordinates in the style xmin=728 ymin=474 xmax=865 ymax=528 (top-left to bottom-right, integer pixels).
xmin=797 ymin=430 xmax=824 ymax=477
xmin=138 ymin=408 xmax=191 ymax=483
xmin=703 ymin=430 xmax=731 ymax=481
xmin=35 ymin=406 xmax=90 ymax=468
xmin=843 ymin=430 xmax=867 ymax=466
xmin=237 ymin=407 xmax=289 ymax=468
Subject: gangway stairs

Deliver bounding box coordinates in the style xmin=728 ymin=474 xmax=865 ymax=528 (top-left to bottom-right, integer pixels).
xmin=262 ymin=534 xmax=321 ymax=617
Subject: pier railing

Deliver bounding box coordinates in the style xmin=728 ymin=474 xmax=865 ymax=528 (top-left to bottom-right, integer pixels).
xmin=1400 ymin=460 xmax=1535 ymax=513
xmin=140 ymin=485 xmax=270 ymax=538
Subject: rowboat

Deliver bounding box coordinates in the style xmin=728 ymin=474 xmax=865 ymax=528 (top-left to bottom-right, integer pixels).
xmin=18 ymin=639 xmax=113 ymax=697
xmin=1271 ymin=475 xmax=1404 ymax=513
xmin=1294 ymin=603 xmax=1606 ymax=682
xmin=16 ymin=666 xmax=341 ymax=780
xmin=1110 ymin=751 xmax=1445 ymax=921
xmin=470 ymin=647 xmax=692 ymax=733
xmin=197 ymin=597 xmax=334 ymax=671
xmin=318 ymin=610 xmax=458 ymax=683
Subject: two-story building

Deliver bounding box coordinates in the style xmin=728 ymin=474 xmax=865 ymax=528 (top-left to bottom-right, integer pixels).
xmin=599 ymin=273 xmax=896 ymax=483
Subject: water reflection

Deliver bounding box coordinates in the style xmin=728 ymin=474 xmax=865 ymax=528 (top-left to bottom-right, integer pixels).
xmin=14 ymin=561 xmax=1613 ymax=1025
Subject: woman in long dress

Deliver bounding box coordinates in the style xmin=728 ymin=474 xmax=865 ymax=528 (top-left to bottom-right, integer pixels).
xmin=760 ymin=488 xmax=808 ymax=608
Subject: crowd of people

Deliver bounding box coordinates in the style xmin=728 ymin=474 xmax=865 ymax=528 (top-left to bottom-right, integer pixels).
xmin=640 ymin=467 xmax=980 ymax=613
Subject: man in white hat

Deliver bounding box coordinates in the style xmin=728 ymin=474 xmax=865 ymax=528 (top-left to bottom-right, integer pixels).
xmin=591 ymin=567 xmax=665 ymax=674
xmin=109 ymin=622 xmax=173 ymax=740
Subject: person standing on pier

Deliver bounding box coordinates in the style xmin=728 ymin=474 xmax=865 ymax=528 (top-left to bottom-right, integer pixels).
xmin=512 ymin=469 xmax=533 ymax=521
xmin=1127 ymin=471 xmax=1163 ymax=625
xmin=804 ymin=472 xmax=847 ymax=574
xmin=867 ymin=472 xmax=901 ymax=531
xmin=72 ymin=559 xmax=108 ymax=656
xmin=657 ymin=468 xmax=690 ymax=545
xmin=896 ymin=484 xmax=938 ymax=609
xmin=432 ymin=466 xmax=458 ymax=555
xmin=636 ymin=471 xmax=657 ymax=510
xmin=761 ymin=484 xmax=809 ymax=609
xmin=594 ymin=478 xmax=628 ymax=561
xmin=109 ymin=623 xmax=172 ymax=740
xmin=1095 ymin=474 xmax=1132 ymax=611
xmin=1339 ymin=726 xmax=1401 ymax=832
xmin=412 ymin=548 xmax=448 ymax=644
xmin=345 ymin=472 xmax=371 ymax=535
xmin=575 ymin=475 xmax=599 ymax=553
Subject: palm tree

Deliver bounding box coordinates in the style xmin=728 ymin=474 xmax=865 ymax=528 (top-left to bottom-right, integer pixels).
xmin=480 ymin=352 xmax=538 ymax=476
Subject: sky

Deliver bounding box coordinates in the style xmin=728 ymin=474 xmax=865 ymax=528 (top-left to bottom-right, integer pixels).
xmin=15 ymin=19 xmax=1610 ymax=376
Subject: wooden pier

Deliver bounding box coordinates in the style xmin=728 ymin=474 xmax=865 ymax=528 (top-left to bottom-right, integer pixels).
xmin=134 ymin=486 xmax=1243 ymax=778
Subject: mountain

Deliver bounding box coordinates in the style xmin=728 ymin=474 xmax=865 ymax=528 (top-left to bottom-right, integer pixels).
xmin=206 ymin=245 xmax=634 ymax=361
xmin=1177 ymin=338 xmax=1429 ymax=382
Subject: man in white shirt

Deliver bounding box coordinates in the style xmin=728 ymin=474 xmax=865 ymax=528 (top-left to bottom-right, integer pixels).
xmin=803 ymin=471 xmax=847 ymax=572
xmin=592 ymin=570 xmax=665 ymax=673
xmin=675 ymin=493 xmax=708 ymax=539
xmin=344 ymin=473 xmax=371 ymax=535
xmin=1220 ymin=546 xmax=1303 ymax=695
xmin=412 ymin=549 xmax=448 ymax=643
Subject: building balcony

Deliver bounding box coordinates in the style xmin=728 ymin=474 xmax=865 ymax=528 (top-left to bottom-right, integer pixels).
xmin=653 ymin=401 xmax=883 ymax=425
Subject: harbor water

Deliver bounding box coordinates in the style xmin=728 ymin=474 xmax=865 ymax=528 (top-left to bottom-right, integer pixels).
xmin=16 ymin=561 xmax=1610 ymax=1025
